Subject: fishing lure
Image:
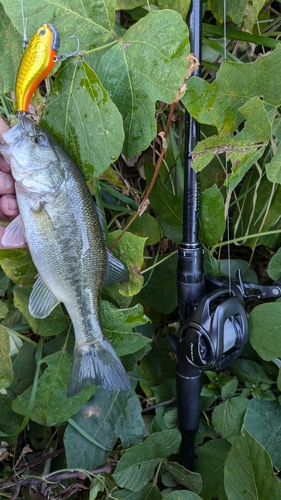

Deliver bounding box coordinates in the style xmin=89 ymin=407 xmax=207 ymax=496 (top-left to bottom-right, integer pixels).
xmin=15 ymin=23 xmax=60 ymax=116
xmin=15 ymin=23 xmax=79 ymax=117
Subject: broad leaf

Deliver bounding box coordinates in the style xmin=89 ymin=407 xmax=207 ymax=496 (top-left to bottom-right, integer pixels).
xmin=200 ymin=184 xmax=225 ymax=247
xmin=13 ymin=286 xmax=70 ymax=337
xmin=112 ymin=485 xmax=162 ymax=500
xmin=212 ymin=397 xmax=249 ymax=440
xmin=113 ymin=429 xmax=181 ymax=491
xmin=2 ymin=0 xmax=116 ymax=50
xmin=146 ymin=165 xmax=183 ymax=243
xmin=195 ymin=438 xmax=230 ymax=500
xmin=0 ymin=2 xmax=22 ymax=93
xmin=210 ymin=0 xmax=265 ymax=32
xmin=0 ymin=325 xmax=13 ymax=390
xmin=12 ymin=351 xmax=94 ymax=425
xmin=183 ymin=46 xmax=281 ymax=134
xmin=249 ymin=302 xmax=281 ymax=360
xmin=166 ymin=462 xmax=202 ymax=494
xmin=101 ymin=301 xmax=150 ymax=356
xmin=8 ymin=342 xmax=36 ymax=396
xmin=137 ymin=253 xmax=177 ymax=314
xmin=106 ymin=231 xmax=146 ymax=304
xmin=224 ymin=428 xmax=281 ymax=499
xmin=230 ymin=358 xmax=273 ymax=385
xmin=267 ymin=247 xmax=281 ymax=280
xmin=244 ymin=399 xmax=281 ymax=468
xmin=165 ymin=493 xmax=203 ymax=500
xmin=42 ymin=61 xmax=124 ymax=179
xmin=0 ymin=249 xmax=36 ymax=286
xmin=64 ymin=388 xmax=144 ymax=469
xmin=98 ymin=10 xmax=190 ymax=158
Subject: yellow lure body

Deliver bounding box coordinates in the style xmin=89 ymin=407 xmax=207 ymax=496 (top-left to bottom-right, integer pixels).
xmin=15 ymin=23 xmax=60 ymax=114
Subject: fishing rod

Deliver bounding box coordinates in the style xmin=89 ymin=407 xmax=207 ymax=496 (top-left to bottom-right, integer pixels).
xmin=169 ymin=0 xmax=281 ymax=471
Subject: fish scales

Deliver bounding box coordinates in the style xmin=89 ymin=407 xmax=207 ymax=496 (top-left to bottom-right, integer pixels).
xmin=0 ymin=118 xmax=130 ymax=396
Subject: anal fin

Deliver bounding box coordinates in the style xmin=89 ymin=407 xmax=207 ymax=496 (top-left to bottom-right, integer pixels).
xmin=29 ymin=274 xmax=60 ymax=319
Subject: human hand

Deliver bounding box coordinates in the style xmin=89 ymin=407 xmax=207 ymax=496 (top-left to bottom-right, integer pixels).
xmin=0 ymin=117 xmax=21 ymax=249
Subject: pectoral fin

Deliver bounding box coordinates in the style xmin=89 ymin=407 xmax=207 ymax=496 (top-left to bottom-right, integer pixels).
xmin=29 ymin=274 xmax=60 ymax=319
xmin=103 ymin=249 xmax=129 ymax=286
xmin=1 ymin=215 xmax=26 ymax=247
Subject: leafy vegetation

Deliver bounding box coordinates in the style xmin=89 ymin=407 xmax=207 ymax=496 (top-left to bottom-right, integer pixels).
xmin=1 ymin=0 xmax=281 ymax=499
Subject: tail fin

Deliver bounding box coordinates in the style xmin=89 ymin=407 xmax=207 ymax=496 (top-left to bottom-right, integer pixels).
xmin=67 ymin=339 xmax=130 ymax=398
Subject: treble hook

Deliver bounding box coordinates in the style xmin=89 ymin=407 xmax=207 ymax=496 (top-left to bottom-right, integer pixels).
xmin=54 ymin=35 xmax=80 ymax=62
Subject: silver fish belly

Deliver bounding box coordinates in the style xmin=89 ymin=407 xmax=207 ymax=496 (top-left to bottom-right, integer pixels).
xmin=0 ymin=118 xmax=130 ymax=396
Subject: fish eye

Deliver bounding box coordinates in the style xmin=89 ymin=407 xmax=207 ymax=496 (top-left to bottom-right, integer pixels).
xmin=40 ymin=29 xmax=46 ymax=36
xmin=32 ymin=134 xmax=48 ymax=146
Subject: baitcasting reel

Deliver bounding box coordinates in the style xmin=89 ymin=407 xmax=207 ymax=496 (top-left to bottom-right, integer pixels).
xmin=178 ymin=281 xmax=248 ymax=371
xmin=178 ymin=270 xmax=281 ymax=372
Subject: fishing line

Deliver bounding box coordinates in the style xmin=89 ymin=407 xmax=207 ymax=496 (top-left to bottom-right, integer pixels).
xmin=223 ymin=0 xmax=232 ymax=292
xmin=20 ymin=0 xmax=28 ymax=49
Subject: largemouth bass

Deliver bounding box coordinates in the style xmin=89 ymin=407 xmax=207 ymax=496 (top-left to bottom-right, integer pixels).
xmin=0 ymin=118 xmax=130 ymax=397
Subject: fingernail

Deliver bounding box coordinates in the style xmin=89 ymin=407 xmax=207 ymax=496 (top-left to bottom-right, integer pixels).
xmin=7 ymin=196 xmax=17 ymax=210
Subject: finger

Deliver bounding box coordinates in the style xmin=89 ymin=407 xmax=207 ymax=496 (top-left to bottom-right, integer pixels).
xmin=0 ymin=195 xmax=19 ymax=218
xmin=0 ymin=172 xmax=15 ymax=195
xmin=0 ymin=224 xmax=27 ymax=250
xmin=0 ymin=117 xmax=10 ymax=140
xmin=0 ymin=155 xmax=11 ymax=174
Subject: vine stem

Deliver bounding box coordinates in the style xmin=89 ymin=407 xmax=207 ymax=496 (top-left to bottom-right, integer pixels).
xmin=109 ymin=54 xmax=199 ymax=251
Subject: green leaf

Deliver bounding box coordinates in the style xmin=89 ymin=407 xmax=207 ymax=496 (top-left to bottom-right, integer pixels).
xmin=12 ymin=351 xmax=94 ymax=426
xmin=112 ymin=485 xmax=162 ymax=500
xmin=146 ymin=166 xmax=183 ymax=243
xmin=0 ymin=249 xmax=36 ymax=286
xmin=183 ymin=46 xmax=281 ymax=134
xmin=98 ymin=10 xmax=190 ymax=158
xmin=0 ymin=325 xmax=13 ymax=390
xmin=230 ymin=358 xmax=274 ymax=385
xmin=221 ymin=378 xmax=238 ymax=399
xmin=139 ymin=337 xmax=176 ymax=397
xmin=0 ymin=394 xmax=22 ymax=427
xmin=165 ymin=462 xmax=202 ymax=494
xmin=13 ymin=286 xmax=70 ymax=337
xmin=113 ymin=429 xmax=181 ymax=491
xmin=0 ymin=2 xmax=22 ymax=93
xmin=249 ymin=302 xmax=281 ymax=361
xmin=165 ymin=493 xmax=203 ymax=500
xmin=8 ymin=342 xmax=36 ymax=396
xmin=157 ymin=0 xmax=191 ymax=20
xmin=265 ymin=141 xmax=281 ymax=183
xmin=210 ymin=0 xmax=264 ymax=32
xmin=233 ymin=170 xmax=281 ymax=249
xmin=200 ymin=184 xmax=225 ymax=247
xmin=224 ymin=428 xmax=281 ymax=499
xmin=64 ymin=388 xmax=144 ymax=469
xmin=101 ymin=301 xmax=150 ymax=357
xmin=42 ymin=61 xmax=124 ymax=179
xmin=106 ymin=231 xmax=146 ymax=304
xmin=2 ymin=0 xmax=116 ymax=50
xmin=137 ymin=253 xmax=177 ymax=314
xmin=129 ymin=213 xmax=162 ymax=246
xmin=244 ymin=399 xmax=281 ymax=468
xmin=212 ymin=396 xmax=249 ymax=440
xmin=267 ymin=247 xmax=281 ymax=280
xmin=0 ymin=301 xmax=8 ymax=319
xmin=195 ymin=438 xmax=230 ymax=500
xmin=152 ymin=378 xmax=176 ymax=431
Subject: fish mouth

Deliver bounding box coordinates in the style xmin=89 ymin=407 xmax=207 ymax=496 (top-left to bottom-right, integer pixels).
xmin=2 ymin=118 xmax=37 ymax=147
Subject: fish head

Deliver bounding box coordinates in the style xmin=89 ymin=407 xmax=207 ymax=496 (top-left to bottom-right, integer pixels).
xmin=2 ymin=118 xmax=65 ymax=193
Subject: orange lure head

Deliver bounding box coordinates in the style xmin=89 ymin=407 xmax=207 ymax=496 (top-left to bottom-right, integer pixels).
xmin=15 ymin=23 xmax=60 ymax=115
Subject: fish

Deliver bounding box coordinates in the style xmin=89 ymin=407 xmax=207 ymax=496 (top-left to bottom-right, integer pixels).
xmin=15 ymin=24 xmax=60 ymax=115
xmin=0 ymin=118 xmax=130 ymax=397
